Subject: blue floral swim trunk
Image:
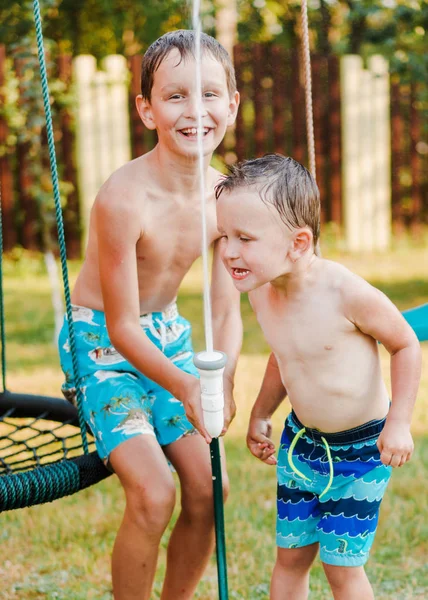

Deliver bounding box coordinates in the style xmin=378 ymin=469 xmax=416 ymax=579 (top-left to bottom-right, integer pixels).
xmin=58 ymin=303 xmax=198 ymax=462
xmin=277 ymin=411 xmax=392 ymax=567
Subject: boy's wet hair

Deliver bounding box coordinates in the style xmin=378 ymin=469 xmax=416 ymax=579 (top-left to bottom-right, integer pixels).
xmin=141 ymin=30 xmax=236 ymax=101
xmin=215 ymin=154 xmax=321 ymax=248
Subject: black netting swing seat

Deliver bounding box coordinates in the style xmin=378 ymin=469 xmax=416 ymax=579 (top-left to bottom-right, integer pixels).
xmin=0 ymin=391 xmax=111 ymax=511
xmin=0 ymin=1 xmax=112 ymax=513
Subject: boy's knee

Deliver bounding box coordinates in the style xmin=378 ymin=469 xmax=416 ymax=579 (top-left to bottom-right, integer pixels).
xmin=125 ymin=478 xmax=176 ymax=534
xmin=222 ymin=472 xmax=230 ymax=503
xmin=276 ymin=544 xmax=318 ymax=573
xmin=180 ymin=477 xmax=225 ymax=522
xmin=323 ymin=563 xmax=369 ymax=592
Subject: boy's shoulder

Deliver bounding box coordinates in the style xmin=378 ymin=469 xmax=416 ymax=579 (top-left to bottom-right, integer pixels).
xmin=317 ymin=258 xmax=367 ymax=289
xmin=318 ymin=259 xmax=380 ymax=315
xmin=95 ymin=154 xmax=154 ymax=208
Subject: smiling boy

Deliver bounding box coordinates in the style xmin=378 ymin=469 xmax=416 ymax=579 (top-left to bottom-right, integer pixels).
xmin=215 ymin=154 xmax=421 ymax=600
xmin=58 ymin=31 xmax=241 ymax=600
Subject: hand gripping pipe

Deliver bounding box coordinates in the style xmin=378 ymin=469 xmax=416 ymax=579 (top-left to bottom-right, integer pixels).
xmin=193 ymin=350 xmax=229 ymax=599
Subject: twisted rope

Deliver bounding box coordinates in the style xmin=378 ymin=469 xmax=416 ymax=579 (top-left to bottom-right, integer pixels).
xmin=301 ymin=0 xmax=316 ymax=180
xmin=32 ymin=0 xmax=88 ymax=454
xmin=0 ymin=460 xmax=80 ymax=510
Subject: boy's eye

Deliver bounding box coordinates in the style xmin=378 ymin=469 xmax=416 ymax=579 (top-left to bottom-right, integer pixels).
xmin=239 ymin=236 xmax=251 ymax=242
xmin=204 ymin=92 xmax=217 ymax=98
xmin=169 ymin=94 xmax=183 ymax=100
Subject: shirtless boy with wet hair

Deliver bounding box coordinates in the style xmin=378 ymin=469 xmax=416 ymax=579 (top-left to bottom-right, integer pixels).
xmin=59 ymin=30 xmax=241 ymax=600
xmin=215 ymin=154 xmax=421 ymax=600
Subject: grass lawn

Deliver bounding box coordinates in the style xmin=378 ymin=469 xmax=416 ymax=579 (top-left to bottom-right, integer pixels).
xmin=1 ymin=243 xmax=427 ymax=599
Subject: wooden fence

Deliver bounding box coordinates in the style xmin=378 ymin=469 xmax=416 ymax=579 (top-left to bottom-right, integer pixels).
xmin=0 ymin=44 xmax=426 ymax=255
xmin=127 ymin=45 xmax=427 ymax=239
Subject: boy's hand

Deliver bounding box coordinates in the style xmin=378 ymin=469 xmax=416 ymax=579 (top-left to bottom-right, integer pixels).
xmin=247 ymin=416 xmax=277 ymax=465
xmin=181 ymin=376 xmax=212 ymax=444
xmin=377 ymin=420 xmax=414 ymax=467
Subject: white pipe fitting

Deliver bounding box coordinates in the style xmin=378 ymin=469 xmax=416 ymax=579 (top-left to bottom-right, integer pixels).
xmin=193 ymin=351 xmax=227 ymax=438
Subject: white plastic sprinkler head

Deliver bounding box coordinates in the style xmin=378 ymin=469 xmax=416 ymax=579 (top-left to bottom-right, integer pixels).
xmin=193 ymin=351 xmax=228 ymax=438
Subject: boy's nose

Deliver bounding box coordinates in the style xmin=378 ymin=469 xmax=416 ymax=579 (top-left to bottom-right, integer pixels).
xmin=223 ymin=242 xmax=240 ymax=261
xmin=184 ymin=95 xmax=207 ymax=119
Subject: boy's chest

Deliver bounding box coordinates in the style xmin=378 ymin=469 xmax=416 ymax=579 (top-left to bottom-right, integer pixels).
xmin=255 ymin=297 xmax=353 ymax=361
xmin=135 ymin=202 xmax=218 ymax=272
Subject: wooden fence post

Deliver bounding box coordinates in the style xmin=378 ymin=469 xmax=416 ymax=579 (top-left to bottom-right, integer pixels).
xmin=74 ymin=54 xmax=131 ymax=245
xmin=341 ymin=56 xmax=361 ymax=251
xmin=370 ymin=55 xmax=391 ymax=251
xmin=101 ymin=55 xmax=131 ymax=174
xmin=73 ymin=55 xmax=97 ymax=245
xmin=341 ymin=55 xmax=390 ymax=251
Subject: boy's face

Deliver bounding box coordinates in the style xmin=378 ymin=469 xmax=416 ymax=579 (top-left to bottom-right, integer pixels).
xmin=137 ymin=48 xmax=239 ymax=159
xmin=216 ymin=187 xmax=294 ymax=292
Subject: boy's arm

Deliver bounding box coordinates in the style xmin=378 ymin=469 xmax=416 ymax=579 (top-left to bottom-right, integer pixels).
xmin=248 ymin=352 xmax=287 ymax=465
xmin=211 ymin=239 xmax=243 ymax=432
xmin=344 ymin=275 xmax=422 ymax=467
xmin=95 ymin=187 xmax=211 ymax=443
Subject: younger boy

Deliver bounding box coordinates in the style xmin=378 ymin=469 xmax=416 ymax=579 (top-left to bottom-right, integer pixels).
xmin=59 ymin=31 xmax=241 ymax=600
xmin=215 ymin=154 xmax=421 ymax=599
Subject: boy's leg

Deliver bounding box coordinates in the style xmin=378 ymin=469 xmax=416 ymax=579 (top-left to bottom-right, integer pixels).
xmin=274 ymin=413 xmax=323 ymax=600
xmin=322 ymin=564 xmax=374 ymax=600
xmin=160 ymin=434 xmax=229 ymax=600
xmin=316 ymin=431 xmax=392 ymax=600
xmin=110 ymin=435 xmax=177 ymax=600
xmin=271 ymin=544 xmax=319 ymax=600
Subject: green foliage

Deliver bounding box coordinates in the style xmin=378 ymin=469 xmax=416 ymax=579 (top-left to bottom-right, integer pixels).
xmin=236 ymin=0 xmax=427 ymax=83
xmin=33 ymin=0 xmax=193 ymax=58
xmin=2 ymin=1 xmax=426 ymax=80
xmin=0 ymin=0 xmax=74 ymax=251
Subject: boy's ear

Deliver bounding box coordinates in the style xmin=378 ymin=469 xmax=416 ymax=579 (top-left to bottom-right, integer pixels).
xmin=289 ymin=228 xmax=313 ymax=261
xmin=227 ymin=91 xmax=240 ymax=127
xmin=136 ymin=95 xmax=156 ymax=130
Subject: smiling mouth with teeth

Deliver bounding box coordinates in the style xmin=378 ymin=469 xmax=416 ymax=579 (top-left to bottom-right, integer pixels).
xmin=179 ymin=127 xmax=211 ymax=137
xmin=231 ymin=268 xmax=250 ymax=280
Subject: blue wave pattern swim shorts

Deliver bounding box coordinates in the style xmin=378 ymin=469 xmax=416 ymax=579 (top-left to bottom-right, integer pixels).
xmin=277 ymin=411 xmax=392 ymax=566
xmin=58 ymin=303 xmax=198 ymax=462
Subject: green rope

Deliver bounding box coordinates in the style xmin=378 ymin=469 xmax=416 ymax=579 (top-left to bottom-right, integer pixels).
xmin=210 ymin=438 xmax=228 ymax=600
xmin=0 ymin=460 xmax=80 ymax=511
xmin=32 ymin=0 xmax=88 ymax=454
xmin=287 ymin=427 xmax=310 ymax=481
xmin=0 ymin=187 xmax=7 ymax=392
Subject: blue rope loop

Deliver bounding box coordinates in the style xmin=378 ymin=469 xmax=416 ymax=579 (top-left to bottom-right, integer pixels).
xmin=32 ymin=0 xmax=88 ymax=454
